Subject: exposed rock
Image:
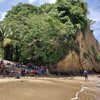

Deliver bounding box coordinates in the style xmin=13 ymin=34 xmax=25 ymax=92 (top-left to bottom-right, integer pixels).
xmin=56 ymin=28 xmax=100 ymax=73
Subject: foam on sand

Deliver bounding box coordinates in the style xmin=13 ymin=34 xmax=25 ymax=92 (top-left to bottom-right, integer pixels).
xmin=71 ymin=78 xmax=100 ymax=100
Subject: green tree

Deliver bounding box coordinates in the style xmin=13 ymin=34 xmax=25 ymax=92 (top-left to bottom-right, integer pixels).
xmin=0 ymin=0 xmax=88 ymax=65
xmin=0 ymin=23 xmax=13 ymax=59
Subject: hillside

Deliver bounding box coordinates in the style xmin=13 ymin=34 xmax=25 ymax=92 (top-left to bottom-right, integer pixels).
xmin=0 ymin=0 xmax=100 ymax=73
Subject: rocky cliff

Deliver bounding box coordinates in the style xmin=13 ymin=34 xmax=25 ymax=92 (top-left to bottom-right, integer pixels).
xmin=56 ymin=28 xmax=100 ymax=73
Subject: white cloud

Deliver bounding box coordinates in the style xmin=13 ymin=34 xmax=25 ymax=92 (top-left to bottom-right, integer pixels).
xmin=28 ymin=0 xmax=37 ymax=4
xmin=87 ymin=0 xmax=100 ymax=43
xmin=0 ymin=0 xmax=4 ymax=3
xmin=0 ymin=12 xmax=7 ymax=21
xmin=48 ymin=0 xmax=57 ymax=3
xmin=28 ymin=0 xmax=56 ymax=4
xmin=93 ymin=32 xmax=100 ymax=43
xmin=88 ymin=9 xmax=100 ymax=22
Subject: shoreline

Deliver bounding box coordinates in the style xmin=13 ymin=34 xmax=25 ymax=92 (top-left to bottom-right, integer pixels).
xmin=0 ymin=76 xmax=99 ymax=100
xmin=71 ymin=76 xmax=100 ymax=100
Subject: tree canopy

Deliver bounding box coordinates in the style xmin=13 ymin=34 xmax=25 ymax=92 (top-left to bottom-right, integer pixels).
xmin=0 ymin=0 xmax=89 ymax=65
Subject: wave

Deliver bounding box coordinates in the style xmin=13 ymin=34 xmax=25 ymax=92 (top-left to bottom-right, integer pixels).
xmin=71 ymin=79 xmax=100 ymax=100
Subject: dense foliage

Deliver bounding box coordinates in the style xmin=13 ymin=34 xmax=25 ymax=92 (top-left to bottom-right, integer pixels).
xmin=0 ymin=0 xmax=88 ymax=65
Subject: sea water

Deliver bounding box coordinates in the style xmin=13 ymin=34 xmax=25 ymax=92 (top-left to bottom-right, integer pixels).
xmin=71 ymin=77 xmax=100 ymax=100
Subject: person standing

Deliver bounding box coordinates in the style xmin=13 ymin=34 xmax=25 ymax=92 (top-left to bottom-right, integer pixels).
xmin=0 ymin=60 xmax=5 ymax=76
xmin=84 ymin=70 xmax=88 ymax=81
xmin=15 ymin=69 xmax=21 ymax=79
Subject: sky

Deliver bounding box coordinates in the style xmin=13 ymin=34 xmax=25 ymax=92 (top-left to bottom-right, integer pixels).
xmin=0 ymin=0 xmax=100 ymax=43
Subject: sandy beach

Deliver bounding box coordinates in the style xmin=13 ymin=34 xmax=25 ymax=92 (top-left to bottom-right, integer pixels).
xmin=0 ymin=76 xmax=100 ymax=100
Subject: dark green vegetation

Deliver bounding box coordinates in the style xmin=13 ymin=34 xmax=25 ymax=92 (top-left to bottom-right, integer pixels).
xmin=0 ymin=0 xmax=89 ymax=65
xmin=91 ymin=46 xmax=100 ymax=62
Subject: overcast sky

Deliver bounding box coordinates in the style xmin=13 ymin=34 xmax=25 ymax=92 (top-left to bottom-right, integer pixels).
xmin=0 ymin=0 xmax=100 ymax=43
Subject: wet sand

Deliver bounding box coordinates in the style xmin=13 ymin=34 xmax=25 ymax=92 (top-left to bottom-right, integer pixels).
xmin=0 ymin=76 xmax=99 ymax=100
xmin=71 ymin=76 xmax=100 ymax=100
xmin=0 ymin=77 xmax=82 ymax=100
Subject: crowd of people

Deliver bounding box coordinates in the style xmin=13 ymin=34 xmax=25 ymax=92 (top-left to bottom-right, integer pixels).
xmin=0 ymin=60 xmax=89 ymax=80
xmin=0 ymin=60 xmax=49 ymax=78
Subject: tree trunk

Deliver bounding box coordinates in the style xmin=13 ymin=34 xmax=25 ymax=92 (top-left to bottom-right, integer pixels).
xmin=4 ymin=44 xmax=13 ymax=61
xmin=14 ymin=45 xmax=20 ymax=62
xmin=0 ymin=41 xmax=4 ymax=60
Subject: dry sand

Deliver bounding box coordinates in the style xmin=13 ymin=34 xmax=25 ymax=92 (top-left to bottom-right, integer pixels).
xmin=0 ymin=76 xmax=99 ymax=100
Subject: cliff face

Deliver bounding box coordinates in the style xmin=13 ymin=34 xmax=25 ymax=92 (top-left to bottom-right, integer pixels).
xmin=56 ymin=28 xmax=100 ymax=73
